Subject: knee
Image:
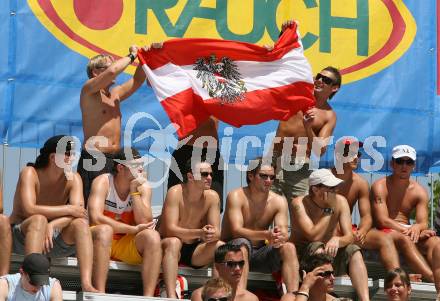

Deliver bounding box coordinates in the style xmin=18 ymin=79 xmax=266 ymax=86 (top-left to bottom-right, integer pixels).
xmin=137 ymin=229 xmax=161 ymax=247
xmin=27 ymin=214 xmax=48 ymax=231
xmin=379 ymin=235 xmax=396 ymax=250
xmin=162 ymin=237 xmax=182 ymax=254
xmin=0 ymin=215 xmax=10 ymax=230
xmin=92 ymin=224 xmax=113 ymax=243
xmin=279 ymin=242 xmax=297 ymax=259
xmin=71 ymin=217 xmax=89 ymax=230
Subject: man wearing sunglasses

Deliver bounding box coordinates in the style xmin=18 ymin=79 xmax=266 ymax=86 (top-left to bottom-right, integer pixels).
xmin=221 ymin=157 xmax=299 ymax=295
xmin=160 ymin=156 xmax=224 ymax=298
xmin=8 ymin=135 xmax=98 ymax=293
xmin=371 ymin=145 xmax=440 ymax=293
xmin=331 ymin=138 xmax=400 ymax=272
xmin=290 ymin=168 xmax=371 ymax=301
xmin=281 ymin=253 xmax=336 ymax=301
xmin=87 ymin=147 xmax=161 ymax=296
xmin=0 ymin=253 xmax=63 ymax=300
xmin=191 ymin=244 xmax=258 ymax=301
xmin=271 ymin=64 xmax=341 ymax=208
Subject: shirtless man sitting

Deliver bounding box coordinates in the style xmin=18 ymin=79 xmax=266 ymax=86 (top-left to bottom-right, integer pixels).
xmin=8 ymin=135 xmax=97 ymax=292
xmin=159 ymin=156 xmax=224 ymax=298
xmin=191 ymin=244 xmax=258 ymax=301
xmin=291 ymin=169 xmax=370 ymax=301
xmin=0 ymin=173 xmax=11 ymax=276
xmin=79 ymin=44 xmax=159 ymax=202
xmin=331 ymin=138 xmax=399 ymax=271
xmin=371 ymin=144 xmax=440 ymax=293
xmin=88 ymin=147 xmax=161 ymax=296
xmin=222 ymin=157 xmax=299 ymax=295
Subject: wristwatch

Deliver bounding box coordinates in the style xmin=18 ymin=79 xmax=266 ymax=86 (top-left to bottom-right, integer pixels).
xmin=322 ymin=207 xmax=334 ymax=215
xmin=127 ymin=53 xmax=136 ymax=63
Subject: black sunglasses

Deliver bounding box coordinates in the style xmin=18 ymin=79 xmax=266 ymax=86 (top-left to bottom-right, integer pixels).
xmin=317 ymin=270 xmax=334 ymax=277
xmin=258 ymin=173 xmax=276 ymax=181
xmin=200 ymin=171 xmax=213 ymax=178
xmin=315 ymin=73 xmax=335 ymax=85
xmin=206 ymin=297 xmax=230 ymax=301
xmin=394 ymin=158 xmax=415 ymax=166
xmin=223 ymin=260 xmax=245 ymax=269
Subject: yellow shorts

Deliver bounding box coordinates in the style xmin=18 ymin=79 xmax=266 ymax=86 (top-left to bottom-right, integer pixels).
xmin=111 ymin=234 xmax=142 ymax=265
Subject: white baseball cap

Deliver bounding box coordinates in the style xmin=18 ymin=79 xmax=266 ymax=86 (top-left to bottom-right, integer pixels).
xmin=392 ymin=145 xmax=416 ymax=161
xmin=309 ymin=169 xmax=343 ymax=187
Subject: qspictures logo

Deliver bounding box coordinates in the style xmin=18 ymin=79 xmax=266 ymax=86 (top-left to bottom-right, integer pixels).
xmin=29 ymin=0 xmax=416 ymax=84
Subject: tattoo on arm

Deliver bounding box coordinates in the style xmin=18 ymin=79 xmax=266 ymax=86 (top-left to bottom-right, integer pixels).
xmin=375 ymin=197 xmax=383 ymax=204
xmin=293 ymin=204 xmax=300 ymax=212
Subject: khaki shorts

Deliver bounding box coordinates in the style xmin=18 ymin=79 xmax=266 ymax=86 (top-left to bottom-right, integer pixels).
xmin=296 ymin=241 xmax=361 ymax=276
xmin=270 ymin=155 xmax=311 ymax=199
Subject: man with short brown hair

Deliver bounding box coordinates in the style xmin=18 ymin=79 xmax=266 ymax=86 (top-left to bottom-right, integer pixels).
xmin=290 ymin=169 xmax=370 ymax=301
xmin=331 ymin=138 xmax=400 ymax=271
xmin=160 ymin=157 xmax=223 ymax=298
xmin=371 ymin=144 xmax=440 ymax=293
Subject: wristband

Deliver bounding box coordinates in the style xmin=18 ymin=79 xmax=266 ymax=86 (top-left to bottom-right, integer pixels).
xmin=130 ymin=191 xmax=141 ymax=196
xmin=127 ymin=53 xmax=136 ymax=63
xmin=293 ymin=291 xmax=309 ymax=299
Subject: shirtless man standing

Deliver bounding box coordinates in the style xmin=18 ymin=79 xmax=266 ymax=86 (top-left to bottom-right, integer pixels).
xmin=331 ymin=138 xmax=399 ymax=270
xmin=160 ymin=156 xmax=223 ymax=298
xmin=0 ymin=173 xmax=11 ymax=275
xmin=291 ymin=169 xmax=370 ymax=301
xmin=191 ymin=244 xmax=258 ymax=301
xmin=222 ymin=157 xmax=299 ymax=294
xmin=79 ymin=45 xmax=155 ymax=202
xmin=9 ymin=135 xmax=97 ymax=292
xmin=371 ymin=145 xmax=440 ymax=293
xmin=271 ymin=66 xmax=340 ymax=201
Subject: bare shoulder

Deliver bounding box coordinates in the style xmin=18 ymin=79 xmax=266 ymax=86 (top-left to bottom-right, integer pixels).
xmin=290 ymin=195 xmax=305 ymax=214
xmin=353 ymin=172 xmax=370 ymax=191
xmin=91 ymin=173 xmax=110 ymax=188
xmin=204 ymin=189 xmax=220 ymax=206
xmin=20 ymin=166 xmax=38 ymax=180
xmin=335 ymin=194 xmax=350 ymax=210
xmin=227 ymin=187 xmax=246 ymax=203
xmin=269 ymin=191 xmax=287 ymax=208
xmin=240 ymin=289 xmax=259 ymax=301
xmin=371 ymin=176 xmax=387 ymax=193
xmin=165 ymin=184 xmax=183 ymax=204
xmin=409 ymin=179 xmax=428 ymax=198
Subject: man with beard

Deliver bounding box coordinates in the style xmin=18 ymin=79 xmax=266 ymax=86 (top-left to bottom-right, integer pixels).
xmin=191 ymin=244 xmax=258 ymax=301
xmin=160 ymin=156 xmax=224 ymax=298
xmin=371 ymin=145 xmax=440 ymax=294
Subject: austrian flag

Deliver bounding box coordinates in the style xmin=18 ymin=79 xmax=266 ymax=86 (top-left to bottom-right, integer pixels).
xmin=138 ymin=23 xmax=315 ymax=138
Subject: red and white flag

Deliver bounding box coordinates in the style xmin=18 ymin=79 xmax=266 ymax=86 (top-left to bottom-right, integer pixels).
xmin=138 ymin=23 xmax=315 ymax=139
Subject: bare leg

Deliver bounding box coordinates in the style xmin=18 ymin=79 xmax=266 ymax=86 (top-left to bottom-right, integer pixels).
xmin=90 ymin=224 xmax=113 ymax=292
xmin=348 ymin=251 xmax=370 ymax=301
xmin=417 ymin=236 xmax=440 ymax=291
xmin=362 ymin=229 xmax=399 ymax=270
xmin=191 ymin=241 xmax=224 ymax=267
xmin=278 ymin=242 xmax=299 ymax=293
xmin=61 ymin=218 xmax=98 ymax=292
xmin=20 ymin=214 xmax=47 ymax=254
xmin=0 ymin=215 xmax=11 ymax=275
xmin=391 ymin=232 xmax=433 ymax=282
xmin=161 ymin=237 xmax=182 ymax=298
xmin=238 ymin=245 xmax=249 ymax=291
xmin=135 ymin=229 xmax=162 ymax=296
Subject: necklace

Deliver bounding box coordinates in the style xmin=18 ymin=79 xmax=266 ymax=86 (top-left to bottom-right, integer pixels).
xmin=309 ymin=197 xmax=334 ymax=215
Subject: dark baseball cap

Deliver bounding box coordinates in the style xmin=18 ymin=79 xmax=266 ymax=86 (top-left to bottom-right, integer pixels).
xmin=39 ymin=135 xmax=73 ymax=155
xmin=22 ymin=253 xmax=50 ymax=286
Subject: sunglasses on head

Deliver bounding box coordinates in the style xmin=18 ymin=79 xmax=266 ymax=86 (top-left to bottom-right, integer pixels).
xmin=223 ymin=260 xmax=245 ymax=269
xmin=315 ymin=73 xmax=335 ymax=85
xmin=258 ymin=173 xmax=276 ymax=181
xmin=317 ymin=270 xmax=334 ymax=277
xmin=394 ymin=158 xmax=415 ymax=166
xmin=200 ymin=171 xmax=213 ymax=178
xmin=206 ymin=297 xmax=230 ymax=301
